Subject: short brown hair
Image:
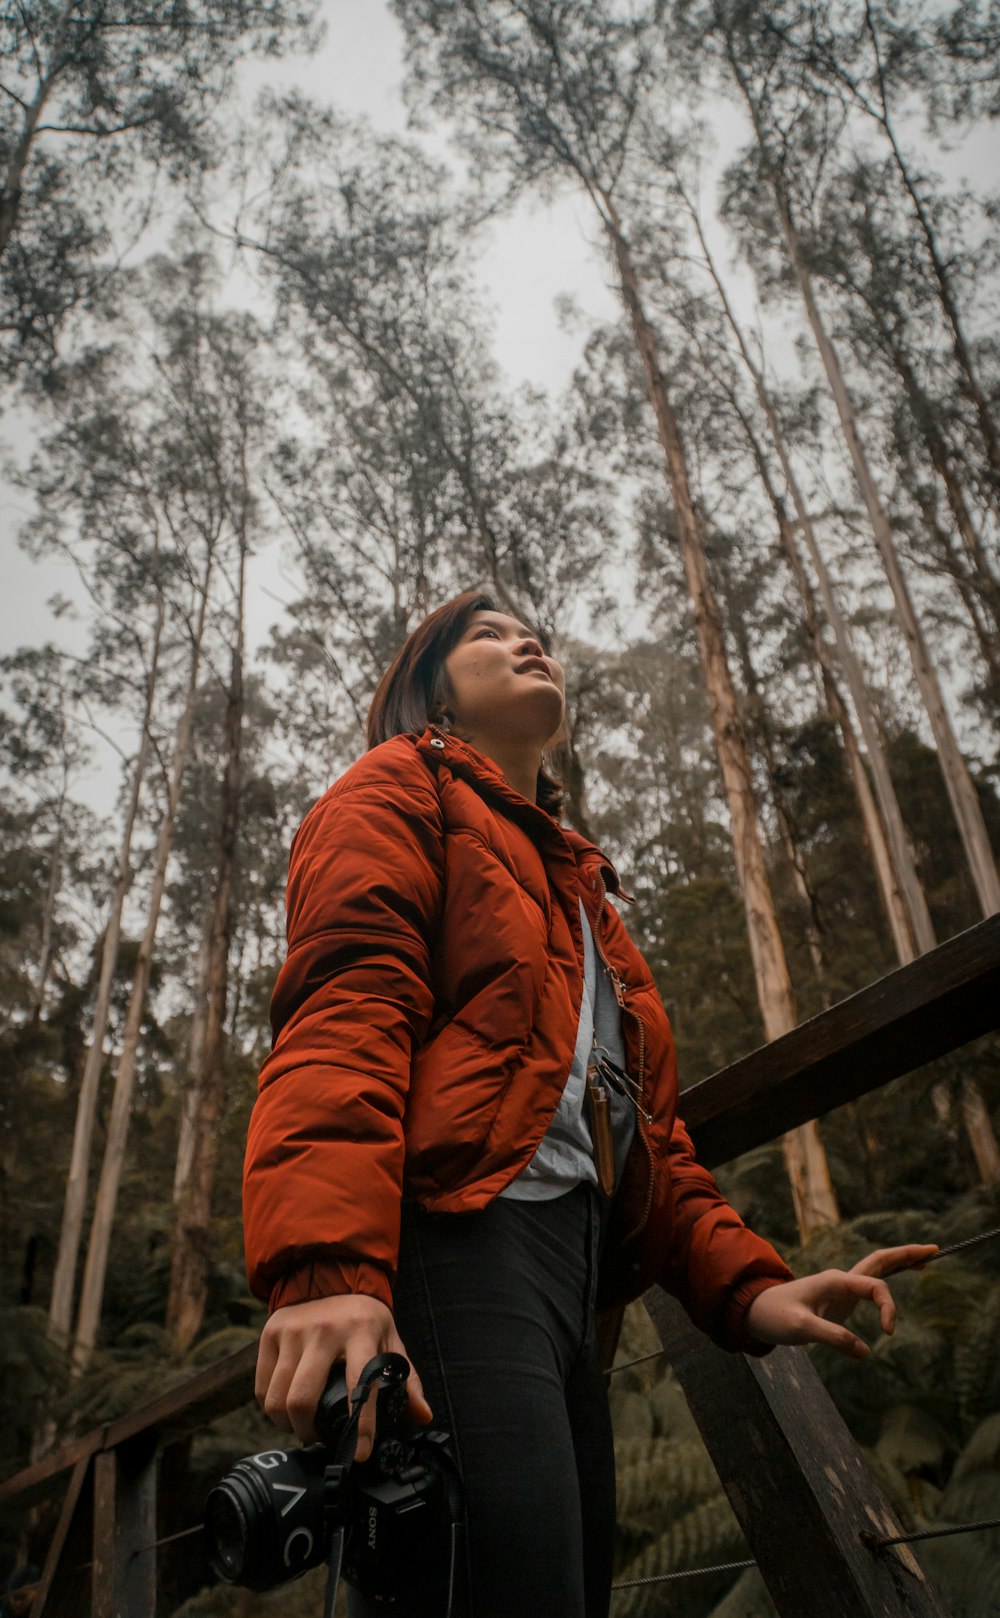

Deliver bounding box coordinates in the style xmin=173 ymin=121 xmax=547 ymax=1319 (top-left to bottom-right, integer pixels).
xmin=366 ymin=589 xmax=564 ymax=817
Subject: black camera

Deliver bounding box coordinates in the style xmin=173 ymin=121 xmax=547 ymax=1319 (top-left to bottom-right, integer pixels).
xmin=204 ymin=1353 xmax=463 ymax=1616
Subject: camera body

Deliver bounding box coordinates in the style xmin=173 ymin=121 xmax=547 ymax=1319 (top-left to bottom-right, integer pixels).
xmin=205 ymin=1356 xmax=462 ymax=1614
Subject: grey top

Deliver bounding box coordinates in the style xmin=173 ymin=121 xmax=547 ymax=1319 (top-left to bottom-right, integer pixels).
xmin=501 ymin=899 xmax=636 ymax=1201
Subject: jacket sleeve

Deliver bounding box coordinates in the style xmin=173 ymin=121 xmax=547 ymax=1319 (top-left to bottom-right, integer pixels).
xmin=243 ymin=743 xmax=444 ymax=1310
xmin=660 ymin=1111 xmax=793 ymax=1353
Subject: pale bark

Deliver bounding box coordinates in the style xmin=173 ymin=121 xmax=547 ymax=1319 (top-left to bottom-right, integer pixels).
xmin=683 ymin=195 xmax=934 ymax=963
xmin=786 ymin=232 xmax=1000 ymax=917
xmin=731 ymin=62 xmax=1000 ymax=921
xmin=721 ymin=537 xmax=826 ymax=983
xmin=48 ymin=596 xmax=164 ymax=1343
xmin=600 ymin=194 xmax=838 ymax=1236
xmin=171 ymin=922 xmax=211 ymax=1204
xmin=859 ymin=0 xmax=1000 ymax=502
xmin=844 ymin=273 xmax=1000 ymax=675
xmin=72 ymin=590 xmax=208 ymax=1368
xmin=167 ymin=534 xmax=247 ymax=1355
xmin=960 ymin=1078 xmax=1000 ymax=1186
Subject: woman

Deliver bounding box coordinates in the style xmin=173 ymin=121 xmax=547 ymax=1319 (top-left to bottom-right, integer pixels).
xmin=244 ymin=590 xmax=933 ymax=1618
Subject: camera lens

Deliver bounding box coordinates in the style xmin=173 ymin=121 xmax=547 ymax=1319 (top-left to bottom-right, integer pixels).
xmin=205 ymin=1448 xmax=329 ymax=1592
xmin=204 ymin=1487 xmax=248 ymax=1580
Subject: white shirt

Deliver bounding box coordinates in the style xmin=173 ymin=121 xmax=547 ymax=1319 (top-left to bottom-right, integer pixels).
xmin=501 ymin=899 xmax=636 ymax=1200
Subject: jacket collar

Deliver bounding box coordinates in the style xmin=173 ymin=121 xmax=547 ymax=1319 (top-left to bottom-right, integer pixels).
xmin=416 ymin=727 xmax=629 ymax=898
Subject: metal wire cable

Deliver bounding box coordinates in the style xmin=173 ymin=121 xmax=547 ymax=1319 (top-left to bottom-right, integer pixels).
xmin=609 ymin=1349 xmax=663 ymax=1376
xmin=610 ymin=1517 xmax=1000 ymax=1593
xmin=612 ymin=1557 xmax=756 ymax=1589
xmin=868 ymin=1517 xmax=1000 ymax=1549
xmin=608 ymin=1228 xmax=1000 ymax=1379
xmin=921 ymin=1226 xmax=1000 ymax=1263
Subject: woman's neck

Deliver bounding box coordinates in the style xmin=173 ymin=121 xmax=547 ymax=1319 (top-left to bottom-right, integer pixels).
xmin=460 ymin=733 xmax=542 ymax=803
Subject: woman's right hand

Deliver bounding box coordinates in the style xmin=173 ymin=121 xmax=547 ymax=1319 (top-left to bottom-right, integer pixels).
xmin=255 ymin=1293 xmax=433 ymax=1460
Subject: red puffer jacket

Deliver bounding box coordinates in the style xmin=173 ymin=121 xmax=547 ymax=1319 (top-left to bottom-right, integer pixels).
xmin=243 ymin=729 xmax=791 ymax=1350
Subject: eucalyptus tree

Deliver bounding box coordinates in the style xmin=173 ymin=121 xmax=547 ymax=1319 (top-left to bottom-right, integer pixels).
xmin=65 ymin=258 xmax=273 ymax=1368
xmin=759 ymin=0 xmax=1000 ymax=509
xmin=804 ymin=153 xmax=1000 ymax=685
xmin=243 ymin=102 xmax=616 ymax=824
xmin=0 ymin=644 xmax=92 ymax=1026
xmin=650 ymin=153 xmax=940 ymax=966
xmin=0 ymin=1 xmax=319 ymax=379
xmin=393 ymin=0 xmax=842 ymax=1233
xmin=688 ymin=0 xmax=1000 ymax=922
xmin=237 ymin=100 xmax=529 ymax=607
xmin=165 ymin=369 xmax=256 ymax=1356
xmin=9 ymin=319 xmax=211 ymax=1344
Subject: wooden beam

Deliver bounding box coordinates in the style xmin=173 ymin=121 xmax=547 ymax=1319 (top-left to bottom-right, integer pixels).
xmin=103 ymin=1341 xmax=257 ymax=1452
xmin=29 ymin=1455 xmax=90 ymax=1618
xmin=682 ymin=914 xmax=1000 ymax=1167
xmin=645 ymin=1289 xmax=951 ymax=1617
xmin=0 ymin=1343 xmax=257 ymax=1510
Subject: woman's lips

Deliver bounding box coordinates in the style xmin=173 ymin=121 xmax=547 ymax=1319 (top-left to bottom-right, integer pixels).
xmin=517 ymin=657 xmax=552 ymax=678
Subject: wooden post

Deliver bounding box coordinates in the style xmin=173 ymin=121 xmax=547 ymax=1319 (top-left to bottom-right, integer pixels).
xmin=91 ymin=1438 xmax=157 ymax=1618
xmin=29 ymin=1455 xmax=90 ymax=1618
xmin=645 ymin=1289 xmax=950 ymax=1617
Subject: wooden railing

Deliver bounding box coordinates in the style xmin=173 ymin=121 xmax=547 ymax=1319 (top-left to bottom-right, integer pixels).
xmin=3 ymin=912 xmax=999 ymax=1617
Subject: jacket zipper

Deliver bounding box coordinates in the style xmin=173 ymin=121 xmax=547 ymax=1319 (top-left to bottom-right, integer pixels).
xmin=593 ymin=877 xmax=656 ymax=1248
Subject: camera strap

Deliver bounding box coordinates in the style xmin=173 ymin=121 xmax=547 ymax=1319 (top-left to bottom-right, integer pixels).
xmin=321 ymin=1354 xmax=410 ymax=1618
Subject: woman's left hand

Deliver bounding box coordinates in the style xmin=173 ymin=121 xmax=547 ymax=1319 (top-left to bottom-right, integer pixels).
xmin=744 ymin=1244 xmax=939 ymax=1359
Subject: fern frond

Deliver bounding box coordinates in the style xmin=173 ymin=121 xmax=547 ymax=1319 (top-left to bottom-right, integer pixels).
xmin=920 ymin=1530 xmax=1000 ymax=1617
xmin=648 ymin=1372 xmax=700 ymax=1442
xmin=184 ymin=1325 xmax=259 ymax=1367
xmin=616 ymin=1437 xmax=722 ymax=1526
xmin=616 ymin=1496 xmax=746 ymax=1591
xmin=876 ymin=1403 xmax=955 ymax=1479
xmin=954 ymin=1285 xmax=1000 ymax=1426
xmin=948 ymin=1412 xmax=1000 ymax=1483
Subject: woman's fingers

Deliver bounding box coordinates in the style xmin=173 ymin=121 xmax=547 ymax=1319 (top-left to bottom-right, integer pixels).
xmin=814 ymin=1271 xmax=896 ymax=1332
xmin=258 ymin=1335 xmax=304 ymax=1436
xmin=344 ymin=1335 xmax=383 ymax=1463
xmin=388 ymin=1324 xmax=433 ymax=1427
xmin=798 ymin=1314 xmax=871 ymax=1359
xmin=254 ymin=1296 xmax=433 ymax=1463
xmin=254 ymin=1319 xmax=280 ymax=1411
xmin=849 ymin=1243 xmax=939 ymax=1279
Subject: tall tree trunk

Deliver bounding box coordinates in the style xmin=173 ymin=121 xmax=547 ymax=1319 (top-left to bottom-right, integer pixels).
xmin=730 ymin=58 xmax=1000 ymax=921
xmin=682 ymin=192 xmax=934 ymax=962
xmin=890 ymin=338 xmax=1000 ymax=650
xmin=72 ymin=591 xmax=208 ymax=1368
xmin=599 ymin=193 xmax=838 ymax=1237
xmin=171 ymin=919 xmax=212 ymax=1203
xmin=859 ymin=0 xmax=1000 ymax=503
xmin=854 ymin=285 xmax=1000 ymax=676
xmin=167 ymin=537 xmax=246 ymax=1355
xmin=715 ymin=531 xmax=827 ymax=983
xmin=960 ymin=1078 xmax=1000 ymax=1186
xmin=48 ymin=593 xmax=165 ymax=1344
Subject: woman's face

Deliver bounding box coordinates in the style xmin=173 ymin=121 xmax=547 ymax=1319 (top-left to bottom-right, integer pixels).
xmin=441 ymin=610 xmax=565 ymax=747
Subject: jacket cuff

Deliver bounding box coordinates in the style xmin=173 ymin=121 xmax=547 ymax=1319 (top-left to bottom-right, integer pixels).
xmin=268 ymin=1256 xmax=393 ymax=1315
xmin=721 ymin=1273 xmax=790 ymax=1356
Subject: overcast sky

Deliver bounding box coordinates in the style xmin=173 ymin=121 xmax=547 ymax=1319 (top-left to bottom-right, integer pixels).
xmin=1 ymin=1 xmax=627 ymax=672
xmin=2 ymin=1 xmax=994 ymax=753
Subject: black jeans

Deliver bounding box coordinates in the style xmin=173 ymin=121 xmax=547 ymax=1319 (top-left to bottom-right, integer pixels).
xmin=346 ymin=1184 xmax=616 ymax=1618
